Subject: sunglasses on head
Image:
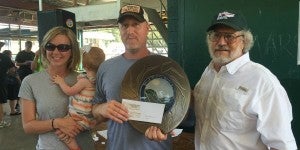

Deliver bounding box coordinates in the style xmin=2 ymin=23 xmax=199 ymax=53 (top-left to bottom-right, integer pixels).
xmin=45 ymin=43 xmax=71 ymax=52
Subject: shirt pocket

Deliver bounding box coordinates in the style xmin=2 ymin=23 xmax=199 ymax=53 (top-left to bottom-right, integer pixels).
xmin=214 ymin=87 xmax=250 ymax=132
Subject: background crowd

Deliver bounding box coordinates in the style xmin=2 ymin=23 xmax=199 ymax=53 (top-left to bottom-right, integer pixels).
xmin=0 ymin=41 xmax=36 ymax=128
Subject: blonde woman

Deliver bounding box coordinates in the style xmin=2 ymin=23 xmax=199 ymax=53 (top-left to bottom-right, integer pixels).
xmin=19 ymin=26 xmax=94 ymax=150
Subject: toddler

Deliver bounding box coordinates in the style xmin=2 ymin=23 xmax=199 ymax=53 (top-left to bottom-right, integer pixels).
xmin=52 ymin=46 xmax=105 ymax=149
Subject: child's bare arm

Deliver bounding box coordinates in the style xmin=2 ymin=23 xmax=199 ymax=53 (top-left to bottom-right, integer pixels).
xmin=52 ymin=75 xmax=88 ymax=96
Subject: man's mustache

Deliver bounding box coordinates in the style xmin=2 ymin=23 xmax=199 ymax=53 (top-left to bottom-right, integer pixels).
xmin=215 ymin=45 xmax=229 ymax=51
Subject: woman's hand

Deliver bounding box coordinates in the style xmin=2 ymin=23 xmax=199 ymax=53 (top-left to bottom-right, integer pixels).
xmin=54 ymin=117 xmax=82 ymax=138
xmin=55 ymin=129 xmax=71 ymax=143
xmin=145 ymin=126 xmax=169 ymax=142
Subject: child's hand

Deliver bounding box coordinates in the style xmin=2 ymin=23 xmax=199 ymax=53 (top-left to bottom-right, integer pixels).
xmin=52 ymin=75 xmax=64 ymax=84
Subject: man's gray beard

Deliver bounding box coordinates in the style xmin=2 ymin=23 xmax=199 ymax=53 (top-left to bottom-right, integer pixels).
xmin=211 ymin=55 xmax=231 ymax=64
xmin=209 ymin=49 xmax=231 ymax=65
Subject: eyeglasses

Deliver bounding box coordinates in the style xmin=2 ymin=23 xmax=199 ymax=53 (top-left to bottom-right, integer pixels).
xmin=208 ymin=32 xmax=244 ymax=44
xmin=45 ymin=43 xmax=71 ymax=52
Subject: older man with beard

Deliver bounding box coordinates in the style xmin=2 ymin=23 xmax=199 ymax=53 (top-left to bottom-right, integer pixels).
xmin=193 ymin=10 xmax=297 ymax=150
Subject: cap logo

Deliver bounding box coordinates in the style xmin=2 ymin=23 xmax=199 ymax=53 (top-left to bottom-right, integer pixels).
xmin=217 ymin=11 xmax=235 ymax=20
xmin=121 ymin=5 xmax=141 ymax=14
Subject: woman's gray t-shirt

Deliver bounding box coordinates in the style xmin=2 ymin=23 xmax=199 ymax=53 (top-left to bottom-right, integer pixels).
xmin=19 ymin=70 xmax=94 ymax=150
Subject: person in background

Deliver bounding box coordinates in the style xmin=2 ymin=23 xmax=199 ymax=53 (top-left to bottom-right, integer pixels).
xmin=52 ymin=46 xmax=105 ymax=149
xmin=92 ymin=4 xmax=172 ymax=150
xmin=31 ymin=49 xmax=44 ymax=72
xmin=0 ymin=42 xmax=4 ymax=51
xmin=15 ymin=40 xmax=35 ymax=81
xmin=0 ymin=47 xmax=15 ymax=128
xmin=3 ymin=50 xmax=21 ymax=116
xmin=15 ymin=41 xmax=35 ymax=112
xmin=19 ymin=26 xmax=94 ymax=150
xmin=192 ymin=10 xmax=297 ymax=149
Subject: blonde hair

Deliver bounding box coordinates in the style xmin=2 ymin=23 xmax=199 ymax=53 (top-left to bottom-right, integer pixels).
xmin=40 ymin=26 xmax=80 ymax=71
xmin=82 ymin=47 xmax=105 ymax=73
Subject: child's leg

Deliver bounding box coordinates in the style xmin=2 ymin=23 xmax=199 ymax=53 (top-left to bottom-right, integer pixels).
xmin=55 ymin=125 xmax=81 ymax=150
xmin=64 ymin=137 xmax=81 ymax=150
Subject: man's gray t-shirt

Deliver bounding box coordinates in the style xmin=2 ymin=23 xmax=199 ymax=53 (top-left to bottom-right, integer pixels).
xmin=19 ymin=70 xmax=94 ymax=150
xmin=93 ymin=54 xmax=172 ymax=150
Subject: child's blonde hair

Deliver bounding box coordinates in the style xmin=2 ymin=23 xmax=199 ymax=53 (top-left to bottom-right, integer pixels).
xmin=82 ymin=47 xmax=105 ymax=73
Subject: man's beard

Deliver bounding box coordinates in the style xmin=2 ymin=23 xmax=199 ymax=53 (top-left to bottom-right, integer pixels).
xmin=211 ymin=55 xmax=232 ymax=64
xmin=208 ymin=45 xmax=233 ymax=64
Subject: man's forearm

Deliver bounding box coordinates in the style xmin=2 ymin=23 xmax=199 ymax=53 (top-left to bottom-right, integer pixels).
xmin=16 ymin=62 xmax=28 ymax=66
xmin=92 ymin=103 xmax=108 ymax=123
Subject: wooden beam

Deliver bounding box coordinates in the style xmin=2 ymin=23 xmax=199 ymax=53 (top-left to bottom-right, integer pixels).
xmin=0 ymin=0 xmax=57 ymax=11
xmin=73 ymin=0 xmax=79 ymax=6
